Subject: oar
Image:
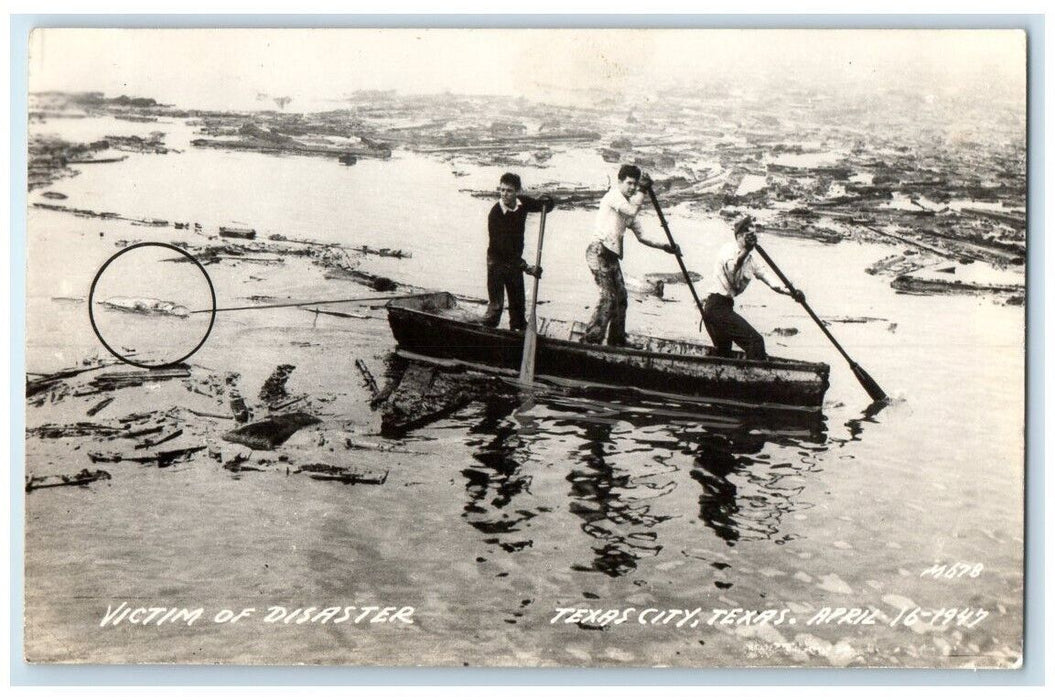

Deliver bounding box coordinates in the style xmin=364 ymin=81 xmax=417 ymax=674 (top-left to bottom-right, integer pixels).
xmin=752 ymin=244 xmax=888 ymax=402
xmin=644 ymin=183 xmax=706 ymax=326
xmin=519 ymin=205 xmax=549 ymax=386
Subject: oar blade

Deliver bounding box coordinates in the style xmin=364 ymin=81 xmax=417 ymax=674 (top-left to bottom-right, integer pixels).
xmin=851 ymin=362 xmax=887 ymax=402
xmin=519 ymin=205 xmax=548 ymax=388
xmin=519 ymin=322 xmax=538 ymax=385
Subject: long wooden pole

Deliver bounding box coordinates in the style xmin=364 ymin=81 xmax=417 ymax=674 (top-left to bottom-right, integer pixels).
xmin=189 ymin=293 xmax=422 ymax=314
xmin=519 ymin=207 xmax=549 ymax=386
xmin=753 ymin=243 xmax=888 ymax=402
xmin=644 ymin=184 xmax=706 ymax=324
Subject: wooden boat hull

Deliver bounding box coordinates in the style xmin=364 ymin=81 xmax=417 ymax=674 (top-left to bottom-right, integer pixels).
xmin=387 ymin=293 xmax=830 ymax=411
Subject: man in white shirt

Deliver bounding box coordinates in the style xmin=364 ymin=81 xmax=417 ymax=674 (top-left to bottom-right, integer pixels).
xmin=582 ymin=165 xmax=679 ymax=345
xmin=703 ymin=216 xmax=804 ymax=360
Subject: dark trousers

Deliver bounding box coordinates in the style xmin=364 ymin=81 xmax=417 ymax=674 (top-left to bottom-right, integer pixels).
xmin=482 ymin=258 xmax=527 ymax=331
xmin=582 ymin=241 xmax=628 ymax=345
xmin=702 ymin=293 xmax=766 ymax=360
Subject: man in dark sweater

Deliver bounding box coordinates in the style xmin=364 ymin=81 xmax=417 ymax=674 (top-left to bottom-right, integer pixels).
xmin=481 ymin=172 xmax=555 ymax=331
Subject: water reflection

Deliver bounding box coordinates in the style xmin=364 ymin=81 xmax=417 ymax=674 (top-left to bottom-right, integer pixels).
xmin=461 ymin=395 xmax=538 ymax=553
xmin=390 ymin=362 xmax=890 ymax=578
xmin=691 ymin=432 xmax=823 ymax=546
xmin=565 ymin=420 xmax=674 ymax=577
xmin=842 ymin=399 xmax=891 ymax=443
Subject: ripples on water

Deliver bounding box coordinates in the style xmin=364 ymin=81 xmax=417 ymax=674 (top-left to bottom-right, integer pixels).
xmin=446 ymin=379 xmax=840 ymax=579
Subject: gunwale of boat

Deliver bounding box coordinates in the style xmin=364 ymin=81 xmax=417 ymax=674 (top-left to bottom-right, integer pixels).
xmin=387 ymin=291 xmax=829 ymax=374
xmin=393 ymin=347 xmax=827 ymax=415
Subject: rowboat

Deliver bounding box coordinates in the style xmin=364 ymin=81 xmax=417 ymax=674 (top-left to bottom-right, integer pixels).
xmin=386 ymin=292 xmax=830 ymax=411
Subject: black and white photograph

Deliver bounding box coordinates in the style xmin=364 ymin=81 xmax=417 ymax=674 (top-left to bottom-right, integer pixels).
xmin=21 ymin=26 xmax=1027 ymax=668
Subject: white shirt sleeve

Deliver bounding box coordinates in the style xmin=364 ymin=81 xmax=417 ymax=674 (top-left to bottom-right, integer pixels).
xmin=627 ymin=215 xmax=644 ymax=238
xmin=614 ymin=195 xmax=642 ymax=218
xmin=748 ymin=254 xmax=782 ymax=289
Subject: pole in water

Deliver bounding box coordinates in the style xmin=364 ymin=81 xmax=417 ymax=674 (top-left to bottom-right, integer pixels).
xmin=519 ymin=204 xmax=549 ymax=387
xmin=188 ymin=292 xmax=421 ymax=315
xmin=645 ymin=184 xmax=707 ymax=325
xmin=753 ymin=243 xmax=887 ymax=402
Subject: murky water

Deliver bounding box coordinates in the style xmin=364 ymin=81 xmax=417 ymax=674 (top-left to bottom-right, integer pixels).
xmin=24 ymin=117 xmax=1024 ymax=667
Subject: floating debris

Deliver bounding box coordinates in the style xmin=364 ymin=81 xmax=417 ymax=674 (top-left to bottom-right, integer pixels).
xmin=27 ymin=361 xmax=116 ymax=398
xmin=126 ymin=215 xmax=171 ymax=228
xmin=88 ymin=445 xmax=206 ymax=468
xmin=157 ymin=446 xmax=209 ymax=468
xmin=226 ymin=373 xmax=250 ymax=423
xmin=100 ymin=297 xmax=189 ymax=318
xmin=355 ymin=359 xmax=380 ymax=399
xmin=378 ymin=361 xmax=506 ymax=436
xmin=218 ymin=225 xmax=256 ymax=240
xmin=30 ymin=422 xmax=124 ymax=439
xmin=269 ymin=395 xmax=307 ymax=412
xmin=191 ymin=125 xmax=392 ymax=162
xmin=89 ymin=367 xmax=191 ymax=392
xmin=961 ymin=206 xmax=1025 ymax=228
xmin=222 ymin=453 xmax=267 ymax=473
xmin=380 ymin=363 xmax=473 ymax=436
xmin=259 ymin=364 xmax=296 ymax=406
xmin=295 ymin=463 xmax=388 ymax=485
xmin=761 ymin=226 xmax=844 ymax=245
xmin=352 ymin=245 xmax=411 ymax=259
xmin=134 ymin=428 xmax=184 ymax=450
xmin=183 ymin=407 xmax=235 ymax=420
xmin=104 ymin=132 xmax=169 ymax=154
xmin=643 ymin=271 xmax=702 ymax=285
xmin=891 ymin=275 xmax=1024 ymax=296
xmin=85 ymin=396 xmax=114 ymax=417
xmin=222 ymin=412 xmax=320 ymax=450
xmin=824 ymin=316 xmax=890 ymax=324
xmin=625 ymin=276 xmax=664 ymax=299
xmin=26 ymin=468 xmax=112 ymax=492
xmin=323 ymin=266 xmax=398 ymax=292
xmin=866 ymin=253 xmax=929 ymax=277
xmin=67 ymin=154 xmax=128 ymax=164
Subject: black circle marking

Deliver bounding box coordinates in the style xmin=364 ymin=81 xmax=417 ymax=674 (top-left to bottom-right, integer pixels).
xmin=88 ymin=242 xmax=216 ymax=369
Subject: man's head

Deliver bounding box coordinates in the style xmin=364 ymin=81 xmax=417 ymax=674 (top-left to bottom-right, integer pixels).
xmin=498 ymin=172 xmax=521 ymax=208
xmin=617 ymin=164 xmax=641 ymax=198
xmin=734 ymin=216 xmax=757 ymax=249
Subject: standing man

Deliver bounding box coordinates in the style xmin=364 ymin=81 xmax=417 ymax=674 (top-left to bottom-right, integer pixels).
xmin=582 ymin=165 xmax=679 ymax=345
xmin=702 ymin=216 xmax=804 ymax=360
xmin=481 ymin=172 xmax=555 ymax=332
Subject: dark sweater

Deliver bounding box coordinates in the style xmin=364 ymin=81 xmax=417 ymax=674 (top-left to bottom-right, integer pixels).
xmin=487 ymin=195 xmax=553 ymax=267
